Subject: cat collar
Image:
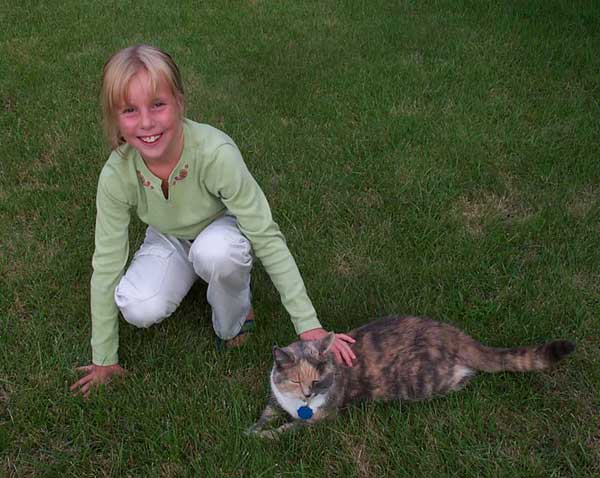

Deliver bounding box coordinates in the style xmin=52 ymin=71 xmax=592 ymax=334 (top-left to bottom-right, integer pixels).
xmin=297 ymin=405 xmax=313 ymax=420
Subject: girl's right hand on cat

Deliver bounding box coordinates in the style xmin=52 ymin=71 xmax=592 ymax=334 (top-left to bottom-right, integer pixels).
xmin=70 ymin=363 xmax=126 ymax=399
xmin=330 ymin=333 xmax=357 ymax=367
xmin=299 ymin=328 xmax=356 ymax=367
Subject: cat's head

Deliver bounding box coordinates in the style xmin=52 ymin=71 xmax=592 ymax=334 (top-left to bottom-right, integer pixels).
xmin=271 ymin=333 xmax=337 ymax=400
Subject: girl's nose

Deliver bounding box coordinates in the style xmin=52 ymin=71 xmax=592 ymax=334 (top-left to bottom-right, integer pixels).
xmin=140 ymin=110 xmax=154 ymax=129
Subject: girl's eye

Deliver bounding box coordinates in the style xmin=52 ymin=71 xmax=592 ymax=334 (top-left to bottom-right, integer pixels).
xmin=153 ymin=101 xmax=165 ymax=108
xmin=121 ymin=107 xmax=135 ymax=114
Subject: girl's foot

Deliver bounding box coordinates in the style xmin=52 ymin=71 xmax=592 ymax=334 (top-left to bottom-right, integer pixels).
xmin=225 ymin=309 xmax=255 ymax=348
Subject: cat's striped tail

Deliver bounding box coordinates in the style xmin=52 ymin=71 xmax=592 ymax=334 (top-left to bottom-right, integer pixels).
xmin=464 ymin=340 xmax=575 ymax=373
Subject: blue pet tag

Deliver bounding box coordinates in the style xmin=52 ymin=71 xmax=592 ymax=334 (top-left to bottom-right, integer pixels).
xmin=297 ymin=406 xmax=313 ymax=420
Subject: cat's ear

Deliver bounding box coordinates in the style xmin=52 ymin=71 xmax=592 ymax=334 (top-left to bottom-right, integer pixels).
xmin=273 ymin=346 xmax=296 ymax=369
xmin=318 ymin=333 xmax=336 ymax=358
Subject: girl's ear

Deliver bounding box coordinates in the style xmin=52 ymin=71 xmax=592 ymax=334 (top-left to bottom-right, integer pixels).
xmin=318 ymin=333 xmax=336 ymax=358
xmin=273 ymin=346 xmax=296 ymax=369
xmin=175 ymin=93 xmax=185 ymax=117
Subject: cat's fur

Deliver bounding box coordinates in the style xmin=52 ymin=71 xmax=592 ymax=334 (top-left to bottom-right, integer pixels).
xmin=247 ymin=315 xmax=575 ymax=438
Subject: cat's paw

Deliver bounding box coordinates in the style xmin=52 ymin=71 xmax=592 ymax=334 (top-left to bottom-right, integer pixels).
xmin=255 ymin=429 xmax=281 ymax=440
xmin=244 ymin=426 xmax=281 ymax=440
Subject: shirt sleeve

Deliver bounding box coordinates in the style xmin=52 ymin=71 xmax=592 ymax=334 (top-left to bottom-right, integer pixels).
xmin=90 ymin=169 xmax=132 ymax=365
xmin=203 ymin=143 xmax=322 ymax=335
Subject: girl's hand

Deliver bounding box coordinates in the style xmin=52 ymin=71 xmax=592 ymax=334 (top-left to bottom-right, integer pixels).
xmin=299 ymin=328 xmax=356 ymax=367
xmin=70 ymin=364 xmax=126 ymax=399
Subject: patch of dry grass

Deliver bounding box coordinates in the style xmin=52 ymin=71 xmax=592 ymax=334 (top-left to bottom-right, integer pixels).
xmin=454 ymin=190 xmax=533 ymax=236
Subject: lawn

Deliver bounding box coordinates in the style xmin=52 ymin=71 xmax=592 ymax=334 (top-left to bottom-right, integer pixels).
xmin=1 ymin=0 xmax=599 ymax=476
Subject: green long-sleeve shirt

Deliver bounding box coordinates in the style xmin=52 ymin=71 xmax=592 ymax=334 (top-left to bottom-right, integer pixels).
xmin=90 ymin=119 xmax=321 ymax=365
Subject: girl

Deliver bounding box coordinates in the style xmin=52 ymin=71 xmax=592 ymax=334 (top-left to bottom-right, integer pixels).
xmin=71 ymin=45 xmax=355 ymax=398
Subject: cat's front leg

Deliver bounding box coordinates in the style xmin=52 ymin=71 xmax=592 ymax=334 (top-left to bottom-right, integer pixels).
xmin=254 ymin=420 xmax=306 ymax=439
xmin=245 ymin=400 xmax=281 ymax=436
xmin=246 ymin=401 xmax=309 ymax=439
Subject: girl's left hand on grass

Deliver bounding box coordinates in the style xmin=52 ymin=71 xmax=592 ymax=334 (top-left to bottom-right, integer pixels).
xmin=299 ymin=328 xmax=356 ymax=367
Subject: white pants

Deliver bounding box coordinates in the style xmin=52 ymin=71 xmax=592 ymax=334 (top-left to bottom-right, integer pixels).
xmin=114 ymin=215 xmax=253 ymax=340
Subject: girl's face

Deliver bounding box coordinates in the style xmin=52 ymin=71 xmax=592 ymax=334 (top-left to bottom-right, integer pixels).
xmin=117 ymin=69 xmax=183 ymax=165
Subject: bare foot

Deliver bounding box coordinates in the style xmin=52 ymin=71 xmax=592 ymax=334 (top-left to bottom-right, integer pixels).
xmin=225 ymin=309 xmax=255 ymax=348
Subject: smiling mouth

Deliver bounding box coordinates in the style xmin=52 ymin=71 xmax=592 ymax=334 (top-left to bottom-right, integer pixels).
xmin=139 ymin=133 xmax=163 ymax=144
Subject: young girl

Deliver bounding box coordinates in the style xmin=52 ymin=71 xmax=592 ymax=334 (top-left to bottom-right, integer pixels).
xmin=71 ymin=45 xmax=355 ymax=398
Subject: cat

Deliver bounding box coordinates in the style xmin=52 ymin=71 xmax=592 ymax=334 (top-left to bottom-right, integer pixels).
xmin=246 ymin=315 xmax=575 ymax=439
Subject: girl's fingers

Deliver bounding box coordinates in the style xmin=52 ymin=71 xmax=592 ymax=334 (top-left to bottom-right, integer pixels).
xmin=70 ymin=372 xmax=94 ymax=391
xmin=343 ymin=350 xmax=355 ymax=367
xmin=335 ymin=333 xmax=356 ymax=344
xmin=334 ymin=337 xmax=356 ymax=357
xmin=331 ymin=340 xmax=356 ymax=367
xmin=70 ymin=378 xmax=85 ymax=391
xmin=81 ymin=382 xmax=92 ymax=398
xmin=332 ymin=334 xmax=357 ymax=367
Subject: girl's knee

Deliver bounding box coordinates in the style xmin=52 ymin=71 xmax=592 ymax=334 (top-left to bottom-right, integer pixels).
xmin=115 ymin=282 xmax=176 ymax=328
xmin=119 ymin=301 xmax=172 ymax=328
xmin=189 ymin=240 xmax=252 ymax=280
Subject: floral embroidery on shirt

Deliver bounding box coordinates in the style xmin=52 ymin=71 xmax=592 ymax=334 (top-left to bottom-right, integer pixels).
xmin=172 ymin=164 xmax=189 ymax=186
xmin=136 ymin=170 xmax=154 ymax=189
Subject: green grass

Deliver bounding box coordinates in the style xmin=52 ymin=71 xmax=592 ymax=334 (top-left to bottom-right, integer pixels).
xmin=2 ymin=0 xmax=599 ymax=476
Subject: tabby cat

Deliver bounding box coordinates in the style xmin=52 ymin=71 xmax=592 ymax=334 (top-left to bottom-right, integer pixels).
xmin=247 ymin=315 xmax=575 ymax=438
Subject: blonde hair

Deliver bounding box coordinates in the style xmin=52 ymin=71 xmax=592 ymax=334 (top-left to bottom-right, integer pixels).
xmin=101 ymin=44 xmax=185 ymax=150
